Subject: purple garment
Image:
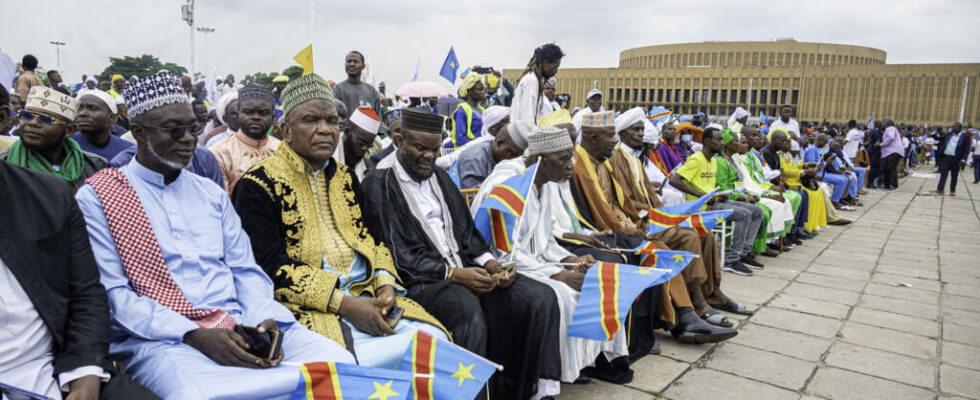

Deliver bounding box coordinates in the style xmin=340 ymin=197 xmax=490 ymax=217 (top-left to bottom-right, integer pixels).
xmin=656 ymin=141 xmax=689 ymax=171
xmin=71 ymin=132 xmax=135 ymax=161
xmin=881 ymin=126 xmax=904 ymax=158
xmin=110 ymin=146 xmax=224 ymax=188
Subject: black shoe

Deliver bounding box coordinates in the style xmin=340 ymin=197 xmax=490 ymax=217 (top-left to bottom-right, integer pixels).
xmin=786 ymin=235 xmax=803 ymax=246
xmin=723 ymin=261 xmax=754 ymax=275
xmin=671 ymin=309 xmax=738 ymax=344
xmin=741 ymin=256 xmax=765 ymax=269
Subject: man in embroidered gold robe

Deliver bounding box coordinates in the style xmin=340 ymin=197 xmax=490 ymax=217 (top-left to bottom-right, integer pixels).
xmin=570 ymin=110 xmax=738 ymax=344
xmin=232 ymin=74 xmax=448 ymax=370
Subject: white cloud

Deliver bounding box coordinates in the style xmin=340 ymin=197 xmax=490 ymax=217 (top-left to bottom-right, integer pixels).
xmin=2 ymin=0 xmax=976 ymax=89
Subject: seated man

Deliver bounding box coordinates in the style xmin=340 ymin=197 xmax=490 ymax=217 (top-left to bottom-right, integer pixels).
xmin=75 ymin=71 xmax=354 ymax=400
xmin=1 ymin=162 xmax=158 ymax=400
xmin=804 ymin=134 xmax=854 ymax=211
xmin=333 ymin=105 xmax=378 ymax=181
xmin=70 ymin=89 xmax=134 ymax=161
xmin=472 ymin=125 xmax=662 ymax=384
xmin=733 ymin=129 xmax=799 ymax=253
xmin=362 ymin=108 xmax=562 ymax=400
xmin=232 ymin=74 xmax=448 ymax=369
xmin=761 ymin=129 xmax=818 ymax=241
xmin=209 ymin=85 xmax=279 ymax=195
xmin=2 ymin=86 xmax=107 ymax=191
xmin=573 ymin=111 xmax=740 ymax=341
xmin=830 ymin=137 xmax=868 ymax=197
xmin=455 ymin=119 xmax=531 ymax=189
xmin=110 ymin=143 xmax=224 ymax=188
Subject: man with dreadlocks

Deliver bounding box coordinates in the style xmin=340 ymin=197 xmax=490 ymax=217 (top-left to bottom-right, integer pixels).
xmin=511 ymin=43 xmax=565 ymax=126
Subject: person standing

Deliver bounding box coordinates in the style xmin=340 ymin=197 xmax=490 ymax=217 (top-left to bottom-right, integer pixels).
xmin=511 ymin=43 xmax=565 ymax=126
xmin=842 ymin=119 xmax=864 ymax=162
xmin=971 ymin=132 xmax=980 ymax=184
xmin=879 ymin=119 xmax=904 ymax=190
xmin=932 ymin=122 xmax=971 ymax=196
xmin=769 ymin=105 xmax=801 ymax=138
xmin=333 ymin=51 xmax=381 ymax=118
xmin=451 ymin=73 xmax=486 ymax=148
xmin=14 ymin=54 xmax=44 ymax=100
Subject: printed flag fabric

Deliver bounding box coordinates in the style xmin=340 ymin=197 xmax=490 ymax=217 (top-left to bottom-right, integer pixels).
xmin=638 ymin=249 xmax=698 ymax=274
xmin=678 ymin=210 xmax=733 ymax=236
xmin=399 ymin=331 xmax=499 ymax=400
xmin=290 ymin=362 xmax=413 ymax=400
xmin=567 ymin=262 xmax=678 ymax=341
xmin=439 ymin=47 xmax=460 ymax=84
xmin=473 ymin=163 xmax=538 ymax=252
xmin=657 ymin=188 xmax=717 ymax=215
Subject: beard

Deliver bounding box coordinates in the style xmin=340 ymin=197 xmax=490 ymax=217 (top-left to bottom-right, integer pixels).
xmin=396 ymin=147 xmax=434 ymax=181
xmin=146 ymin=141 xmax=191 ymax=170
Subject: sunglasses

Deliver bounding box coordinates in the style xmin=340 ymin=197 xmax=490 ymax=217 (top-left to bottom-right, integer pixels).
xmin=137 ymin=122 xmax=201 ymax=139
xmin=18 ymin=110 xmax=67 ymax=126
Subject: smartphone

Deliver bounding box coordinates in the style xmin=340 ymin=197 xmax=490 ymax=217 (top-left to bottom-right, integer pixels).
xmin=474 ymin=66 xmax=493 ymax=75
xmin=235 ymin=325 xmax=283 ymax=361
xmin=384 ymin=306 xmax=404 ymax=329
xmin=491 ymin=262 xmax=515 ymax=280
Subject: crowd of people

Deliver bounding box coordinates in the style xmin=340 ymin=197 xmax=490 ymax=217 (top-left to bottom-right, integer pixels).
xmin=0 ymin=43 xmax=976 ymax=400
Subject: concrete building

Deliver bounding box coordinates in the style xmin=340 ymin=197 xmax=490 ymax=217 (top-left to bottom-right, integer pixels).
xmin=503 ymin=40 xmax=980 ymax=126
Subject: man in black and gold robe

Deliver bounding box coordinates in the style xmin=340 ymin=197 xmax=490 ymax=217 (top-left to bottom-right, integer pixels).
xmin=361 ymin=108 xmax=563 ymax=400
xmin=232 ymin=74 xmax=447 ymax=370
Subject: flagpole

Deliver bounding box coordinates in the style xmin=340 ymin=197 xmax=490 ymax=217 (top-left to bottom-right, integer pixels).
xmin=309 ymin=0 xmax=315 ymax=44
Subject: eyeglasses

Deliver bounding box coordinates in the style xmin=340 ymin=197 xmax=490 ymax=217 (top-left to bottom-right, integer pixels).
xmin=18 ymin=110 xmax=66 ymax=126
xmin=136 ymin=122 xmax=201 ymax=139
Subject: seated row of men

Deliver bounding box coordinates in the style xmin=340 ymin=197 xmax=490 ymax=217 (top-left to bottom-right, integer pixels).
xmin=2 ymin=72 xmax=772 ymax=400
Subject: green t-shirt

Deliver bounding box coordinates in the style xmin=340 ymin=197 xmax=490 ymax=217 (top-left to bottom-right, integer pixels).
xmin=675 ymin=151 xmax=717 ymax=202
xmin=714 ymin=156 xmax=743 ymax=200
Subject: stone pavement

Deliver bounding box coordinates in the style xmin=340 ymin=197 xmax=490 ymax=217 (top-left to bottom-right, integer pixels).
xmin=559 ymin=170 xmax=980 ymax=400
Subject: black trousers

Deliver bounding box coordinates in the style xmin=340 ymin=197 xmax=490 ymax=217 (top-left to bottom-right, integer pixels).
xmin=59 ymin=373 xmax=161 ymax=400
xmin=882 ymin=153 xmax=902 ymax=189
xmin=867 ymin=154 xmax=882 ymax=187
xmin=936 ymin=156 xmax=961 ymax=192
xmin=973 ymin=154 xmax=980 ymax=183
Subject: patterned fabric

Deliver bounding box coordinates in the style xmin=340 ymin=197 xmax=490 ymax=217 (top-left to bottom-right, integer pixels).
xmin=281 ymin=73 xmax=334 ymax=118
xmin=25 ymin=86 xmax=79 ymax=121
xmin=527 ymin=126 xmax=573 ymax=156
xmin=536 ymin=109 xmax=572 ymax=129
xmin=123 ymin=71 xmax=190 ymax=120
xmin=581 ymin=110 xmax=615 ymax=127
xmin=238 ymin=84 xmax=275 ymax=105
xmin=85 ymin=168 xmax=236 ymax=330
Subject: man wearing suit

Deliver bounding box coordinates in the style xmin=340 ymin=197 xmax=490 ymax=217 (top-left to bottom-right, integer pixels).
xmin=0 ymin=161 xmax=159 ymax=400
xmin=933 ymin=122 xmax=971 ymax=196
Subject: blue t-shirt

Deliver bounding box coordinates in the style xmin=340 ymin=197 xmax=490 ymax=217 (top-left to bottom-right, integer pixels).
xmin=71 ymin=132 xmax=135 ymax=161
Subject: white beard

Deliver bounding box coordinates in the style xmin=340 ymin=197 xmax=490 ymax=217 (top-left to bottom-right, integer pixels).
xmin=146 ymin=141 xmax=191 ymax=170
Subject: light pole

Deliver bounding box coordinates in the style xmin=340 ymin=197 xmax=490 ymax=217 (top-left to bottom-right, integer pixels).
xmin=49 ymin=41 xmax=65 ymax=72
xmin=196 ymin=27 xmax=214 ymax=72
xmin=181 ymin=0 xmax=195 ymax=76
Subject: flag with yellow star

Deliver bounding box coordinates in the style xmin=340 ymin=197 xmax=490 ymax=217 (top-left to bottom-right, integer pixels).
xmin=289 ymin=362 xmax=412 ymax=400
xmin=637 ymin=249 xmax=697 ymax=273
xmin=678 ymin=209 xmax=732 ymax=236
xmin=645 ymin=188 xmax=718 ymax=235
xmin=399 ymin=331 xmax=499 ymax=400
xmin=568 ymin=261 xmax=680 ymax=341
xmin=439 ymin=47 xmax=460 ymax=84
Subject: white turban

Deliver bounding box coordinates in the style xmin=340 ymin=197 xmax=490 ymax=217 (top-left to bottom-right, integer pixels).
xmin=216 ymin=91 xmax=238 ymax=125
xmin=571 ymin=108 xmax=592 ymax=144
xmin=586 ymin=88 xmax=602 ymax=100
xmin=80 ymin=89 xmax=117 ymax=115
xmin=615 ymin=107 xmax=646 ymax=134
xmin=642 ymin=119 xmax=660 ymax=145
xmin=727 ymin=107 xmax=749 ymax=127
xmin=505 ymin=120 xmax=533 ymax=149
xmin=480 ymin=106 xmax=510 ymax=137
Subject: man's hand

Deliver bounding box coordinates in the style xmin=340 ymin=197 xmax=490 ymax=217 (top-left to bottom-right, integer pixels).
xmin=339 ymin=296 xmax=396 ymax=337
xmin=712 ymin=194 xmax=728 ymax=203
xmin=183 ymin=328 xmax=270 ymax=368
xmin=376 ymin=285 xmax=397 ymax=316
xmin=452 ymin=267 xmax=495 ymax=294
xmin=561 ymin=255 xmax=596 ymax=273
xmin=256 ymin=319 xmax=284 ymax=366
xmin=765 ymin=194 xmax=785 ymax=203
xmin=550 ymin=270 xmax=585 ymax=291
xmin=66 ymin=375 xmax=101 ymax=400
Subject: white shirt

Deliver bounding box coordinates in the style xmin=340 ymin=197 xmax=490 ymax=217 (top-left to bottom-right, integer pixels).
xmin=843 ymin=128 xmax=864 ymax=159
xmin=770 ymin=118 xmax=800 ymax=137
xmin=393 ymin=160 xmax=493 ymax=266
xmin=0 ymin=257 xmax=109 ymax=398
xmin=973 ymin=138 xmax=980 ymax=155
xmin=510 ymin=73 xmax=543 ymax=126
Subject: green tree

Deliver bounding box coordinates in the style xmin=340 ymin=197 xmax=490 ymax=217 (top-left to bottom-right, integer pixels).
xmin=241 ymin=66 xmax=306 ymax=89
xmin=97 ymin=55 xmax=187 ymax=82
xmin=282 ymin=66 xmax=304 ymax=81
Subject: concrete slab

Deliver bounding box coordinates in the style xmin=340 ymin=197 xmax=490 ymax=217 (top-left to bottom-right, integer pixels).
xmin=824 ymin=342 xmax=936 ymax=388
xmin=806 ymin=367 xmax=936 ymax=400
xmin=703 ymin=343 xmax=816 ymax=390
xmin=751 ymin=308 xmax=843 ymax=338
xmin=663 ymin=368 xmax=798 ymax=400
xmin=839 ymin=322 xmax=937 ymax=360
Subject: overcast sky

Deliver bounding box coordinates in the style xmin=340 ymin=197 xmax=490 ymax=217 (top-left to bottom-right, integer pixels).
xmin=2 ymin=0 xmax=978 ymax=89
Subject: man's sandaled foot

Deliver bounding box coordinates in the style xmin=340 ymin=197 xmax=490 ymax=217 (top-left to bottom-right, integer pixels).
xmin=715 ymin=300 xmax=755 ymax=316
xmin=701 ymin=309 xmax=734 ymax=328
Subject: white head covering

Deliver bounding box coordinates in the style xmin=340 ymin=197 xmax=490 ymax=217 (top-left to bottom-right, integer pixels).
xmin=790 ymin=140 xmax=801 ymax=152
xmin=504 ymin=119 xmax=533 ymax=149
xmin=527 ymin=126 xmax=573 ymax=156
xmin=85 ymin=76 xmax=98 ymax=84
xmin=586 ymin=88 xmax=602 ymax=100
xmin=571 ymin=108 xmax=592 ymax=144
xmin=727 ymin=107 xmax=749 ymax=127
xmin=79 ymin=89 xmax=118 ymax=115
xmin=480 ymin=105 xmax=510 ymax=137
xmin=642 ymin=119 xmax=660 ymax=145
xmin=615 ymin=107 xmax=646 ymax=134
xmin=215 ymin=91 xmax=239 ymax=125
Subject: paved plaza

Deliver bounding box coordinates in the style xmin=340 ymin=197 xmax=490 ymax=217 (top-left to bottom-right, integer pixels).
xmin=560 ymin=170 xmax=980 ymax=400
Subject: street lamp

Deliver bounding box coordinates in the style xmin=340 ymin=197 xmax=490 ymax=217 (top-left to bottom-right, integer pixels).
xmin=49 ymin=41 xmax=65 ymax=72
xmin=196 ymin=27 xmax=215 ymax=73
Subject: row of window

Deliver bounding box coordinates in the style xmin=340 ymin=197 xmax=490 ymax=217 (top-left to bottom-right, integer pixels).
xmin=603 ymin=105 xmax=791 ymax=119
xmin=621 ymin=51 xmax=884 ymax=69
xmin=607 ymin=87 xmax=800 ymax=106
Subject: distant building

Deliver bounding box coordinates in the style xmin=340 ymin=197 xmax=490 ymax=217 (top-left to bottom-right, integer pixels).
xmin=504 ymin=40 xmax=980 ymax=125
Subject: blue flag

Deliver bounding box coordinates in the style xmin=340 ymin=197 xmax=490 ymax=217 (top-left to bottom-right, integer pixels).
xmin=447 ymin=160 xmax=461 ymax=188
xmin=290 ymin=362 xmax=413 ymax=400
xmin=473 ymin=163 xmax=538 ymax=252
xmin=656 ymin=188 xmax=717 ymax=216
xmin=638 ymin=249 xmax=697 ymax=273
xmin=678 ymin=210 xmax=733 ymax=236
xmin=400 ymin=331 xmax=499 ymax=400
xmin=439 ymin=47 xmax=460 ymax=84
xmin=867 ymin=112 xmax=875 ymax=129
xmin=568 ymin=262 xmax=679 ymax=341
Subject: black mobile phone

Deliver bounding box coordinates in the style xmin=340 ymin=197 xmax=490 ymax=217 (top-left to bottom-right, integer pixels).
xmin=235 ymin=325 xmax=283 ymax=361
xmin=384 ymin=306 xmax=404 ymax=329
xmin=491 ymin=262 xmax=515 ymax=280
xmin=473 ymin=66 xmax=493 ymax=75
